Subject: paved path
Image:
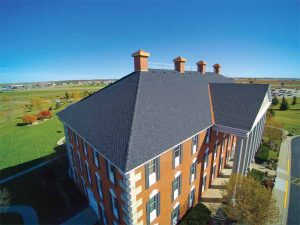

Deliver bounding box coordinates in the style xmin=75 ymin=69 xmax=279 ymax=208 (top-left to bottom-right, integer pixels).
xmin=273 ymin=136 xmax=291 ymax=225
xmin=0 ymin=154 xmax=65 ymax=185
xmin=60 ymin=207 xmax=98 ymax=225
xmin=287 ymin=136 xmax=300 ymax=225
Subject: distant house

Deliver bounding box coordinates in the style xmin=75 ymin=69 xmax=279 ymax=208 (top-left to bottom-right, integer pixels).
xmin=58 ymin=50 xmax=271 ymax=225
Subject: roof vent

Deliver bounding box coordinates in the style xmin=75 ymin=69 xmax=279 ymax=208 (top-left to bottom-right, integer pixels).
xmin=173 ymin=56 xmax=187 ymax=74
xmin=131 ymin=49 xmax=150 ymax=72
xmin=213 ymin=63 xmax=221 ymax=75
xmin=196 ymin=60 xmax=207 ymax=75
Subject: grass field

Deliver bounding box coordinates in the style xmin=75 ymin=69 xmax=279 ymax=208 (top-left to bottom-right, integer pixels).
xmin=0 ymin=85 xmax=104 ymax=171
xmin=271 ymin=98 xmax=300 ymax=134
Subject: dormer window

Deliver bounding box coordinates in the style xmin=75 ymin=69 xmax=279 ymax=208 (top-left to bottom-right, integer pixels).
xmin=173 ymin=144 xmax=182 ymax=169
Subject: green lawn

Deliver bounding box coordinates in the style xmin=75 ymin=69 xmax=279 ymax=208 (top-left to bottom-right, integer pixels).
xmin=271 ymin=97 xmax=300 ymax=135
xmin=0 ymin=85 xmax=103 ymax=171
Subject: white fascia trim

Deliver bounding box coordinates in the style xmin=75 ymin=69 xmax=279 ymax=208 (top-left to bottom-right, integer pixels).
xmin=175 ymin=170 xmax=181 ymax=178
xmin=149 ymin=189 xmax=158 ymax=198
xmin=173 ymin=202 xmax=179 ymax=209
xmin=212 ymin=124 xmax=248 ymax=137
xmin=125 ymin=124 xmax=213 ymax=175
xmin=62 ymin=122 xmax=126 ymax=176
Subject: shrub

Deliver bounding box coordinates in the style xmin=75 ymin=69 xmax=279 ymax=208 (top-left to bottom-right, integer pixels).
xmin=250 ymin=169 xmax=265 ymax=183
xmin=22 ymin=114 xmax=37 ymax=124
xmin=37 ymin=110 xmax=52 ymax=120
xmin=179 ymin=203 xmax=211 ymax=225
xmin=292 ymin=96 xmax=297 ymax=105
xmin=272 ymin=96 xmax=279 ymax=105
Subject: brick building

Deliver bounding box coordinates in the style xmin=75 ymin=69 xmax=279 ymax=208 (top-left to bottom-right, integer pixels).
xmin=58 ymin=50 xmax=271 ymax=225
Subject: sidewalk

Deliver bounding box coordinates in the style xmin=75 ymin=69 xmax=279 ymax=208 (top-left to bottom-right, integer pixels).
xmin=273 ymin=136 xmax=291 ymax=225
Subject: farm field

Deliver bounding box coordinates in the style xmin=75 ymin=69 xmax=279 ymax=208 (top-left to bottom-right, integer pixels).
xmin=0 ymin=85 xmax=104 ymax=171
xmin=234 ymin=78 xmax=300 ymax=90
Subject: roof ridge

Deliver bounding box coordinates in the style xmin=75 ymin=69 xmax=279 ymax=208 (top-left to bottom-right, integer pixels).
xmin=124 ymin=72 xmax=142 ymax=172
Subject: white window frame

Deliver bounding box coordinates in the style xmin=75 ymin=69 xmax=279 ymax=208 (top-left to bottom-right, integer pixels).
xmin=93 ymin=148 xmax=99 ymax=168
xmin=192 ymin=135 xmax=198 ymax=154
xmin=100 ymin=203 xmax=107 ymax=225
xmin=85 ymin=160 xmax=91 ymax=184
xmin=110 ymin=189 xmax=119 ymax=219
xmin=95 ymin=172 xmax=103 ymax=199
xmin=81 ymin=176 xmax=86 ymax=195
xmin=214 ymin=141 xmax=218 ymax=160
xmin=83 ymin=141 xmax=88 ymax=156
xmin=189 ymin=187 xmax=195 ymax=208
xmin=75 ymin=133 xmax=78 ymax=146
xmin=202 ymin=173 xmax=207 ymax=193
xmin=205 ymin=128 xmax=211 ymax=144
xmin=148 ymin=192 xmax=158 ymax=223
xmin=108 ymin=161 xmax=116 ymax=184
xmin=173 ymin=172 xmax=181 ymax=200
xmin=171 ymin=204 xmax=180 ymax=225
xmin=148 ymin=159 xmax=157 ymax=186
xmin=190 ymin=159 xmax=197 ymax=183
xmin=77 ymin=152 xmax=83 ymax=171
xmin=174 ymin=145 xmax=181 ymax=168
xmin=204 ymin=148 xmax=209 ymax=169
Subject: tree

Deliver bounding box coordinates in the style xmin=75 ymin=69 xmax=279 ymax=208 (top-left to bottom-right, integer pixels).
xmin=0 ymin=188 xmax=11 ymax=212
xmin=292 ymin=96 xmax=297 ymax=105
xmin=279 ymin=96 xmax=289 ymax=111
xmin=22 ymin=114 xmax=37 ymax=124
xmin=267 ymin=108 xmax=275 ymax=118
xmin=65 ymin=92 xmax=69 ymax=100
xmin=264 ymin=117 xmax=283 ymax=143
xmin=272 ymin=96 xmax=279 ymax=105
xmin=37 ymin=110 xmax=52 ymax=120
xmin=221 ymin=174 xmax=279 ymax=225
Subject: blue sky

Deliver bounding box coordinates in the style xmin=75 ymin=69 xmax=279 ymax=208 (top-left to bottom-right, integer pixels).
xmin=0 ymin=1 xmax=299 ymax=83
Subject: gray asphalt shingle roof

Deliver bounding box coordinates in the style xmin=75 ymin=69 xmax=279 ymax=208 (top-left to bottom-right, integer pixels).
xmin=58 ymin=69 xmax=268 ymax=172
xmin=209 ymin=83 xmax=270 ymax=131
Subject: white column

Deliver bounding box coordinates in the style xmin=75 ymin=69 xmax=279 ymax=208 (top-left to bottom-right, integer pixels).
xmin=232 ymin=135 xmax=249 ymax=175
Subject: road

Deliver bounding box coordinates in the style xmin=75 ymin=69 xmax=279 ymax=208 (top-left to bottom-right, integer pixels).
xmin=287 ymin=136 xmax=300 ymax=225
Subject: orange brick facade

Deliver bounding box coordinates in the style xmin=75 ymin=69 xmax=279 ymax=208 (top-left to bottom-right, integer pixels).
xmin=64 ymin=125 xmax=236 ymax=225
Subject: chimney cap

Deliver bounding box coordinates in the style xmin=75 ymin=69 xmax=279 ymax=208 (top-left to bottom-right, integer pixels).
xmin=196 ymin=60 xmax=207 ymax=65
xmin=213 ymin=63 xmax=221 ymax=68
xmin=173 ymin=56 xmax=187 ymax=62
xmin=131 ymin=49 xmax=150 ymax=57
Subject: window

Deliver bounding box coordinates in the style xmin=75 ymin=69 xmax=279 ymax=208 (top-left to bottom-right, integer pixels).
xmin=81 ymin=176 xmax=86 ymax=195
xmin=83 ymin=141 xmax=88 ymax=156
xmin=221 ymin=140 xmax=225 ymax=153
xmin=171 ymin=204 xmax=180 ymax=225
xmin=100 ymin=203 xmax=107 ymax=225
xmin=173 ymin=144 xmax=182 ymax=169
xmin=109 ymin=189 xmax=119 ymax=219
xmin=106 ymin=161 xmax=117 ymax=184
xmin=188 ymin=189 xmax=195 ymax=208
xmin=77 ymin=152 xmax=83 ymax=171
xmin=172 ymin=174 xmax=182 ymax=201
xmin=191 ymin=135 xmax=198 ymax=155
xmin=75 ymin=133 xmax=79 ymax=146
xmin=147 ymin=192 xmax=160 ymax=224
xmin=190 ymin=161 xmax=197 ymax=183
xmin=93 ymin=148 xmax=100 ymax=168
xmin=214 ymin=141 xmax=218 ymax=160
xmin=85 ymin=160 xmax=91 ymax=184
xmin=203 ymin=148 xmax=209 ymax=169
xmin=146 ymin=157 xmax=160 ymax=188
xmin=216 ymin=131 xmax=219 ymax=136
xmin=202 ymin=174 xmax=207 ymax=193
xmin=205 ymin=128 xmax=211 ymax=144
xmin=95 ymin=172 xmax=103 ymax=199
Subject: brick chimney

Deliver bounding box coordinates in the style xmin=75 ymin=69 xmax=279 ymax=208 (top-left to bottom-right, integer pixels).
xmin=196 ymin=60 xmax=207 ymax=74
xmin=131 ymin=49 xmax=150 ymax=72
xmin=213 ymin=63 xmax=221 ymax=74
xmin=173 ymin=56 xmax=187 ymax=73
